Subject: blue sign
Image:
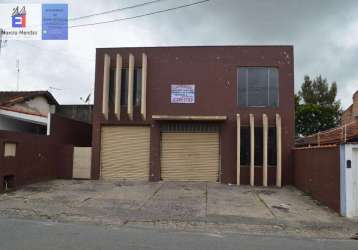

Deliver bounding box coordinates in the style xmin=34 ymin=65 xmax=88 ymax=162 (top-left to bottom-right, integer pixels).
xmin=12 ymin=14 xmax=26 ymax=28
xmin=42 ymin=4 xmax=68 ymax=40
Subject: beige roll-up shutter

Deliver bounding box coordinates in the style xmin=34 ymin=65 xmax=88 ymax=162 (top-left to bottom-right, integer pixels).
xmin=101 ymin=126 xmax=150 ymax=180
xmin=161 ymin=132 xmax=220 ymax=182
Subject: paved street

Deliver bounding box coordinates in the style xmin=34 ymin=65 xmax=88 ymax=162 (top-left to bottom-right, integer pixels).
xmin=0 ymin=180 xmax=357 ymax=239
xmin=0 ymin=217 xmax=357 ymax=250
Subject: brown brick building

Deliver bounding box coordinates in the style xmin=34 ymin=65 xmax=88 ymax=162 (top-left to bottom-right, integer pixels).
xmin=341 ymin=91 xmax=358 ymax=126
xmin=91 ymin=46 xmax=294 ymax=186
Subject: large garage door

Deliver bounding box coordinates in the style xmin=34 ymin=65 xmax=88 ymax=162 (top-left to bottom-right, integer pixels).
xmin=161 ymin=132 xmax=220 ymax=181
xmin=101 ymin=126 xmax=150 ymax=180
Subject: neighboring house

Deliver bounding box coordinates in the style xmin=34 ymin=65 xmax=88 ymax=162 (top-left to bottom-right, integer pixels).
xmin=92 ymin=46 xmax=294 ymax=186
xmin=56 ymin=104 xmax=93 ymax=124
xmin=341 ymin=91 xmax=358 ymax=126
xmin=0 ymin=91 xmax=93 ymax=135
xmin=295 ymin=90 xmax=358 ymax=147
xmin=0 ymin=91 xmax=58 ymax=135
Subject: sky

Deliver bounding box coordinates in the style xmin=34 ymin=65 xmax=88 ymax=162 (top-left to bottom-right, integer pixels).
xmin=0 ymin=0 xmax=357 ymax=108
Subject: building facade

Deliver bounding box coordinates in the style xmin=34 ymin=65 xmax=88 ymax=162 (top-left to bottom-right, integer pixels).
xmin=92 ymin=46 xmax=294 ymax=186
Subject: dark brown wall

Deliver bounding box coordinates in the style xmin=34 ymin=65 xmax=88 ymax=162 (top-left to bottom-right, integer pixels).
xmin=50 ymin=114 xmax=92 ymax=147
xmin=92 ymin=46 xmax=295 ymax=185
xmin=293 ymin=146 xmax=340 ymax=212
xmin=0 ymin=131 xmax=73 ymax=192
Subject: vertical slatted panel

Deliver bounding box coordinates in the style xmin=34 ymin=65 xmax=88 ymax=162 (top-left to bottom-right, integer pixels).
xmin=161 ymin=133 xmax=219 ymax=182
xmin=141 ymin=53 xmax=147 ymax=120
xmin=101 ymin=126 xmax=150 ymax=180
xmin=102 ymin=54 xmax=110 ymax=119
xmin=276 ymin=114 xmax=282 ymax=187
xmin=114 ymin=54 xmax=122 ymax=119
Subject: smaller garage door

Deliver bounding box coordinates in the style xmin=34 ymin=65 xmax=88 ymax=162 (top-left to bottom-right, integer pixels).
xmin=101 ymin=126 xmax=150 ymax=180
xmin=161 ymin=132 xmax=220 ymax=182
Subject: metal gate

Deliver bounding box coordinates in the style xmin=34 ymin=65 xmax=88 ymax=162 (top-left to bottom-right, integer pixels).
xmin=73 ymin=147 xmax=92 ymax=179
xmin=100 ymin=126 xmax=150 ymax=180
xmin=161 ymin=132 xmax=220 ymax=182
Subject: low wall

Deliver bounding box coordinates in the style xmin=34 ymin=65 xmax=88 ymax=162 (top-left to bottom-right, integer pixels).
xmin=0 ymin=131 xmax=73 ymax=192
xmin=293 ymin=146 xmax=340 ymax=212
xmin=50 ymin=114 xmax=91 ymax=147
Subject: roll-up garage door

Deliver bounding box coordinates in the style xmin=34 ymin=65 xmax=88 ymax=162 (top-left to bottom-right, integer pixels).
xmin=100 ymin=126 xmax=150 ymax=180
xmin=161 ymin=132 xmax=220 ymax=182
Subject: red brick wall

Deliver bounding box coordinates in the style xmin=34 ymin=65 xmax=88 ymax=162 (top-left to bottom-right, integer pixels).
xmin=50 ymin=114 xmax=92 ymax=147
xmin=293 ymin=146 xmax=340 ymax=212
xmin=0 ymin=131 xmax=73 ymax=192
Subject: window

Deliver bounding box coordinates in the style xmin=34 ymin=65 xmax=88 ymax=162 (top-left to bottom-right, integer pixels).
xmin=121 ymin=68 xmax=128 ymax=106
xmin=120 ymin=68 xmax=142 ymax=106
xmin=160 ymin=122 xmax=219 ymax=133
xmin=4 ymin=142 xmax=16 ymax=157
xmin=133 ymin=68 xmax=142 ymax=107
xmin=240 ymin=127 xmax=277 ymax=166
xmin=109 ymin=69 xmax=116 ymax=106
xmin=238 ymin=67 xmax=279 ymax=107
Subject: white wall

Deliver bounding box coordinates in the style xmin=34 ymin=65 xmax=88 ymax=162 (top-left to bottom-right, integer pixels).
xmin=340 ymin=144 xmax=358 ymax=218
xmin=11 ymin=96 xmax=51 ymax=115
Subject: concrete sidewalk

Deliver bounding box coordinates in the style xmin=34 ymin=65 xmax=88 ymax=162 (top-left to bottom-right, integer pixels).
xmin=0 ymin=180 xmax=357 ymax=239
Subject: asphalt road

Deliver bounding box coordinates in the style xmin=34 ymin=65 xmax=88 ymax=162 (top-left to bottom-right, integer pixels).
xmin=0 ymin=218 xmax=357 ymax=250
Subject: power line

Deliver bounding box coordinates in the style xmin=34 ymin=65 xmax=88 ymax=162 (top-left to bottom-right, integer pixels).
xmin=11 ymin=40 xmax=93 ymax=62
xmin=69 ymin=0 xmax=210 ymax=28
xmin=70 ymin=0 xmax=169 ymax=21
xmin=0 ymin=0 xmax=170 ymax=29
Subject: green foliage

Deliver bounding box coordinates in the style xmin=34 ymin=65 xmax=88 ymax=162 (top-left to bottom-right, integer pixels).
xmin=296 ymin=75 xmax=342 ymax=136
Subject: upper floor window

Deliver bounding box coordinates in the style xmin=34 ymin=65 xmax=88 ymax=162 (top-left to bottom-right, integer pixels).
xmin=133 ymin=68 xmax=142 ymax=107
xmin=238 ymin=67 xmax=279 ymax=107
xmin=109 ymin=68 xmax=142 ymax=107
xmin=120 ymin=68 xmax=128 ymax=106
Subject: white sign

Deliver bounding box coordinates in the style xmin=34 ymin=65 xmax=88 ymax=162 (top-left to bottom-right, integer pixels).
xmin=0 ymin=4 xmax=42 ymax=40
xmin=171 ymin=84 xmax=195 ymax=104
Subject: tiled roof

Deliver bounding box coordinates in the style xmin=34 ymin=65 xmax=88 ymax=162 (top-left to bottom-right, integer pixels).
xmin=0 ymin=91 xmax=58 ymax=106
xmin=0 ymin=106 xmax=47 ymax=117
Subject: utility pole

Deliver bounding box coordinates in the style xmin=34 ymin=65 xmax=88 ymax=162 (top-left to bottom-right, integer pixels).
xmin=0 ymin=29 xmax=8 ymax=55
xmin=16 ymin=59 xmax=20 ymax=91
xmin=0 ymin=29 xmax=2 ymax=55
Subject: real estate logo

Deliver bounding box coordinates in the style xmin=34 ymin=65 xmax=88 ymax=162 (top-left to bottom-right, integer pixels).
xmin=0 ymin=3 xmax=67 ymax=40
xmin=11 ymin=6 xmax=26 ymax=28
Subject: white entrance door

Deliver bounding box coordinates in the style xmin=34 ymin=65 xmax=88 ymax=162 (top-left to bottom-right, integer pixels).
xmin=353 ymin=148 xmax=358 ymax=216
xmin=341 ymin=144 xmax=358 ymax=218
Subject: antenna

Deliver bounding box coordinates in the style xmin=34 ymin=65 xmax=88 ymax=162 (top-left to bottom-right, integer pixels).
xmin=16 ymin=59 xmax=20 ymax=91
xmin=0 ymin=29 xmax=2 ymax=55
xmin=80 ymin=93 xmax=91 ymax=104
xmin=49 ymin=86 xmax=63 ymax=91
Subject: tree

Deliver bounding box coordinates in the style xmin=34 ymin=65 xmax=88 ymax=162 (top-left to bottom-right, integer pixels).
xmin=295 ymin=75 xmax=342 ymax=137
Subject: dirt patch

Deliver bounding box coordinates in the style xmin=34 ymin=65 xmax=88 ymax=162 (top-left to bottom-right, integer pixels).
xmin=21 ymin=185 xmax=51 ymax=193
xmin=272 ymin=204 xmax=290 ymax=213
